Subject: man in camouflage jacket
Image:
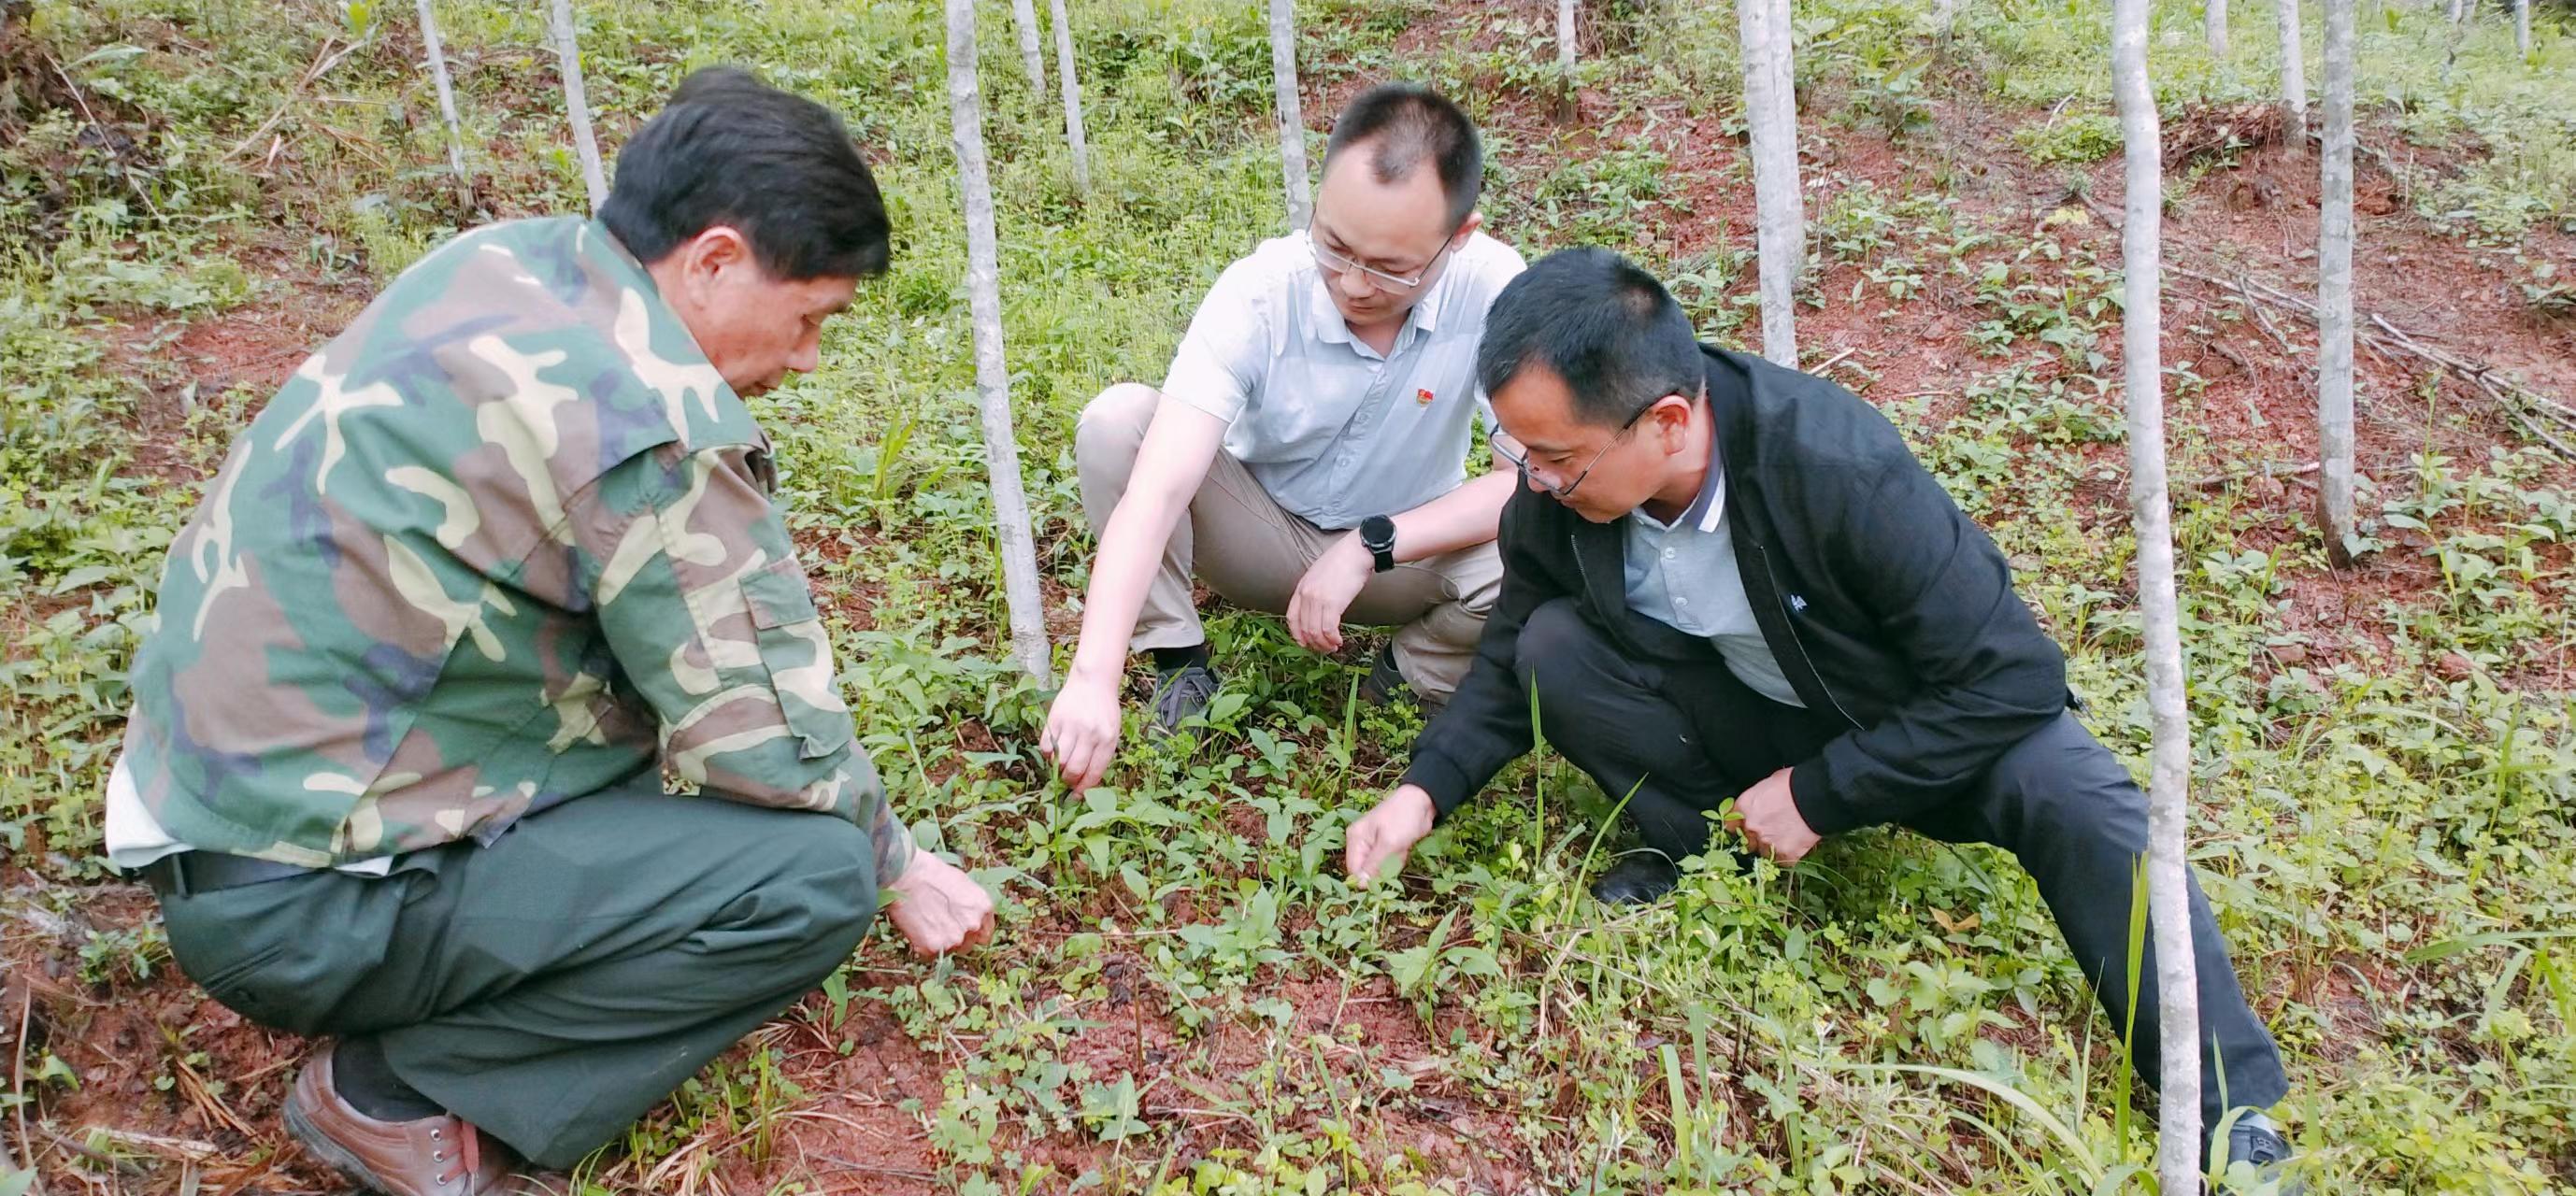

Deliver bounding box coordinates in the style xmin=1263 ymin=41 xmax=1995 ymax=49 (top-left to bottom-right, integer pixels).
xmin=105 ymin=69 xmax=993 ymax=1193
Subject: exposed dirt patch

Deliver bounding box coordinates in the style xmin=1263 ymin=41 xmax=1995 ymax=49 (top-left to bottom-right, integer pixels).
xmin=3 ymin=869 xmax=336 ymax=1194
xmin=21 ymin=4 xmax=2576 ymax=1192
xmin=93 ymin=238 xmax=371 ymax=488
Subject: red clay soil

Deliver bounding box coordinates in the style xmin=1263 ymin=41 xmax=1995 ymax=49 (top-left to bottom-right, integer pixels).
xmin=1351 ymin=4 xmax=2576 ymax=688
xmin=16 ymin=7 xmax=2576 ymax=1194
xmin=97 ymin=239 xmax=371 ymax=487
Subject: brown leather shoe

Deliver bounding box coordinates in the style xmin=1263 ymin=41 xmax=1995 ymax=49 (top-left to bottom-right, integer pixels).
xmin=284 ymin=1043 xmax=512 ymax=1195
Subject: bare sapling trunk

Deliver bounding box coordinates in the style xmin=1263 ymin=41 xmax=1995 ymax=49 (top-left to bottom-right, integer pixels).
xmin=2516 ymin=0 xmax=2532 ymax=58
xmin=1049 ymin=0 xmax=1091 ymax=192
xmin=2276 ymin=0 xmax=2308 ymax=136
xmin=1556 ymin=0 xmax=1580 ymax=122
xmin=548 ymin=0 xmax=607 ymax=213
xmin=1739 ymin=0 xmax=1804 ymax=366
xmin=1010 ymin=0 xmax=1048 ymax=97
xmin=2319 ymin=0 xmax=2358 ymax=565
xmin=1267 ymin=0 xmax=1310 ymax=229
xmin=2113 ymin=0 xmax=2205 ymax=1186
xmin=2210 ymin=0 xmax=2232 ymax=55
xmin=1934 ymin=0 xmax=1963 ymax=37
xmin=415 ymin=0 xmax=474 ymax=213
xmin=943 ymin=0 xmax=1054 ymax=684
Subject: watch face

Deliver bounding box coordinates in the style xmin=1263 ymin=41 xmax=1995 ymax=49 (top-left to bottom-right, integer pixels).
xmin=1362 ymin=517 xmax=1395 ymax=549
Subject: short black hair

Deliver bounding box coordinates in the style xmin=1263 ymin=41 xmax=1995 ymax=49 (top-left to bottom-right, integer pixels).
xmin=600 ymin=66 xmax=891 ymax=279
xmin=1477 ymin=249 xmax=1705 ymax=426
xmin=1322 ymin=83 xmax=1483 ymax=230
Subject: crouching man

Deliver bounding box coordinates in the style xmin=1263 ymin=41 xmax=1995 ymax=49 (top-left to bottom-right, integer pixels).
xmin=1039 ymin=84 xmax=1525 ymax=793
xmin=1341 ymin=249 xmax=2299 ymax=1182
xmin=104 ymin=68 xmax=992 ymax=1193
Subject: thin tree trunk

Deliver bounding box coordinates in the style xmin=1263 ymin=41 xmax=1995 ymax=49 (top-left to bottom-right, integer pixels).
xmin=2209 ymin=0 xmax=2232 ymax=55
xmin=548 ymin=0 xmax=607 ymax=213
xmin=2320 ymin=0 xmax=2357 ymax=565
xmin=2444 ymin=0 xmax=2471 ymax=77
xmin=415 ymin=0 xmax=474 ymax=214
xmin=1556 ymin=0 xmax=1580 ymax=122
xmin=1267 ymin=0 xmax=1310 ymax=230
xmin=943 ymin=0 xmax=1053 ymax=684
xmin=2113 ymin=0 xmax=2204 ymax=1187
xmin=1739 ymin=0 xmax=1803 ymax=366
xmin=2276 ymin=0 xmax=2308 ymax=134
xmin=1048 ymin=0 xmax=1090 ymax=193
xmin=1934 ymin=0 xmax=1962 ymax=37
xmin=2516 ymin=0 xmax=2532 ymax=57
xmin=1009 ymin=0 xmax=1049 ymax=97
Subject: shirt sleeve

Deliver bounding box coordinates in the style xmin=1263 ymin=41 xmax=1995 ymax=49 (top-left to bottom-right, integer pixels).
xmin=1160 ymin=258 xmax=1270 ymax=426
xmin=567 ymin=441 xmax=911 ymax=885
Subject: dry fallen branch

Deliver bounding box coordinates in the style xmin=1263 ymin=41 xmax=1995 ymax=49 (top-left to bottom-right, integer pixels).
xmin=43 ymin=52 xmax=162 ymax=222
xmin=2163 ymin=101 xmax=2286 ymax=171
xmin=2169 ymin=265 xmax=2576 ymax=461
xmin=221 ymin=33 xmax=369 ymax=164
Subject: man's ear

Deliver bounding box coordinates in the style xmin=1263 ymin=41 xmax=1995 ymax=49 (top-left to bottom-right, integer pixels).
xmin=1449 ymin=210 xmax=1484 ymax=251
xmin=1649 ymin=393 xmax=1694 ymax=450
xmin=679 ymin=225 xmax=753 ymax=283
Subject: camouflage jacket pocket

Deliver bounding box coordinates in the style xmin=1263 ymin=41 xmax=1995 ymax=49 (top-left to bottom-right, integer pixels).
xmin=737 ymin=557 xmax=855 ymax=760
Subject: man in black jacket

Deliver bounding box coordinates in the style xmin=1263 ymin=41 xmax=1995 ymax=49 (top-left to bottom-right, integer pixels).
xmin=1341 ymin=249 xmax=2297 ymax=1178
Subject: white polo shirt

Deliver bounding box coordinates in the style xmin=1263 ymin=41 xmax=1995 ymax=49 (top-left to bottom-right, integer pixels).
xmin=1161 ymin=229 xmax=1525 ymax=530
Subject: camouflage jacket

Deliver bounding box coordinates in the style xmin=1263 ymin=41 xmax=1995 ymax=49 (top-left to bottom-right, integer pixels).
xmin=118 ymin=217 xmax=909 ymax=882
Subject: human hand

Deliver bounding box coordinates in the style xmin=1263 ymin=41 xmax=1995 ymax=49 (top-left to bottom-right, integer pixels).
xmin=1038 ymin=672 xmax=1123 ymax=792
xmin=1344 ymin=784 xmax=1438 ymax=885
xmin=1724 ymin=767 xmax=1820 ymax=863
xmin=885 ymin=853 xmax=997 ymax=958
xmin=1288 ymin=534 xmax=1374 ymax=654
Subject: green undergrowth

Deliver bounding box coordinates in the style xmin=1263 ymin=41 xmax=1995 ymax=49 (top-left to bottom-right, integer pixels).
xmin=6 ymin=0 xmax=2574 ymax=1192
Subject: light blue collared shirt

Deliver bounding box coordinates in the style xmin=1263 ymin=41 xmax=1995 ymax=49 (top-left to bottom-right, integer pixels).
xmin=1622 ymin=445 xmax=1805 ymax=707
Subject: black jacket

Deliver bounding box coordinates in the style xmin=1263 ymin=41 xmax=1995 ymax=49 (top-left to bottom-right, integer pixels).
xmin=1403 ymin=345 xmax=2071 ymax=834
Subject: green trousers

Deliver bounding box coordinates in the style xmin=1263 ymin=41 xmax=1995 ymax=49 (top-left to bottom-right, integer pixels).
xmin=153 ymin=776 xmax=881 ymax=1168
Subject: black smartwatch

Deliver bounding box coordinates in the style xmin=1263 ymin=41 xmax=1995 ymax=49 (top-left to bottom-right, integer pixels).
xmin=1358 ymin=515 xmax=1397 ymax=574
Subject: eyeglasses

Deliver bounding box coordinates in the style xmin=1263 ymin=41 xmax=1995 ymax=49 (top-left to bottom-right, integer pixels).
xmin=1308 ymin=224 xmax=1453 ymax=292
xmin=1487 ymin=385 xmax=1700 ymax=500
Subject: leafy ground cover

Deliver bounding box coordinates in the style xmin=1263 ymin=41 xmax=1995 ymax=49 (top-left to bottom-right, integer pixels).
xmin=4 ymin=0 xmax=2574 ymax=1191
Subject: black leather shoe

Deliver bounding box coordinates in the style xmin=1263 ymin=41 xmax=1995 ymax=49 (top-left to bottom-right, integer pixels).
xmin=1589 ymin=856 xmax=1681 ymax=905
xmin=2213 ymin=1116 xmax=2301 ymax=1194
xmin=1358 ymin=646 xmax=1411 ymax=705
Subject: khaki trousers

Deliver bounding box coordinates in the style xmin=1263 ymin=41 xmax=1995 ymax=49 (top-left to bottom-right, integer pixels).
xmin=1073 ymin=383 xmax=1503 ymax=700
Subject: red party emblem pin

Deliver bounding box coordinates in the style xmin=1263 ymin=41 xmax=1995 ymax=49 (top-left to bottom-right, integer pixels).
xmin=1416 ymin=388 xmax=1436 ymax=406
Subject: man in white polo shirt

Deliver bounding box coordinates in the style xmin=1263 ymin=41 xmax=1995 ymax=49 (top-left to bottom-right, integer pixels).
xmin=1040 ymin=84 xmax=1524 ymax=792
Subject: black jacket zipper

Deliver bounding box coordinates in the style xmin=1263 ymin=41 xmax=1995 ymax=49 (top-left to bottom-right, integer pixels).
xmin=1752 ymin=542 xmax=1864 ymax=731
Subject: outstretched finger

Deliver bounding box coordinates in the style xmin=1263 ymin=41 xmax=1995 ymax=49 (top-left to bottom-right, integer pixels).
xmin=1070 ymin=739 xmax=1110 ymax=792
xmin=1346 ymin=826 xmax=1380 ymax=881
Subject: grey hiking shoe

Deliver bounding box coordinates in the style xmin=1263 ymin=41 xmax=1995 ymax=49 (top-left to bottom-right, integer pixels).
xmin=2213 ymin=1114 xmax=2302 ymax=1194
xmin=1148 ymin=662 xmax=1222 ymax=733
